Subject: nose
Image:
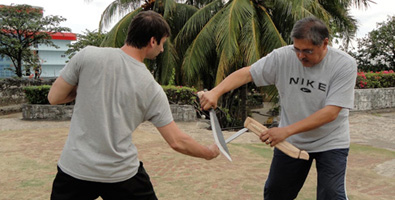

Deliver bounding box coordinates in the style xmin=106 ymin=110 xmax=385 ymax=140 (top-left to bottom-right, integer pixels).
xmin=296 ymin=52 xmax=306 ymax=59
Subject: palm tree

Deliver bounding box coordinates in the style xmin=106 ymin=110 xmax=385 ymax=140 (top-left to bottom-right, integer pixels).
xmin=98 ymin=0 xmax=374 ymax=127
xmin=99 ymin=0 xmax=198 ymax=85
xmin=173 ymin=0 xmax=374 ymax=126
xmin=98 ymin=0 xmax=373 ymax=85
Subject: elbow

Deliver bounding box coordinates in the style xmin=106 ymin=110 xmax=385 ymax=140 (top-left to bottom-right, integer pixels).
xmin=169 ymin=141 xmax=183 ymax=152
xmin=325 ymin=106 xmax=342 ymax=123
xmin=327 ymin=111 xmax=340 ymax=123
xmin=47 ymin=96 xmax=54 ymax=105
xmin=168 ymin=137 xmax=189 ymax=154
xmin=47 ymin=94 xmax=58 ymax=105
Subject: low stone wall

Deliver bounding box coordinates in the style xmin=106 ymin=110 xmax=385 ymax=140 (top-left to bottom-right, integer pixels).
xmin=21 ymin=104 xmax=196 ymax=121
xmin=0 ymin=105 xmax=22 ymax=115
xmin=170 ymin=104 xmax=196 ymax=122
xmin=354 ymin=87 xmax=395 ymax=111
xmin=22 ymin=104 xmax=74 ymax=120
xmin=0 ymin=78 xmax=54 ymax=107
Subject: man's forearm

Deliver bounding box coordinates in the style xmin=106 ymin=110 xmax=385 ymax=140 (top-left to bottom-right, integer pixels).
xmin=211 ymin=66 xmax=253 ymax=98
xmin=285 ymin=105 xmax=342 ymax=136
xmin=48 ymin=76 xmax=77 ymax=105
xmin=157 ymin=121 xmax=219 ymax=160
xmin=200 ymin=66 xmax=252 ymax=110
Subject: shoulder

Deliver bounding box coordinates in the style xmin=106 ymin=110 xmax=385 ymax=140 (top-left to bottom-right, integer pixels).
xmin=326 ymin=47 xmax=357 ymax=81
xmin=255 ymin=45 xmax=294 ymax=64
xmin=270 ymin=45 xmax=294 ymax=56
xmin=327 ymin=47 xmax=357 ymax=71
xmin=77 ymin=46 xmax=120 ymax=57
xmin=327 ymin=46 xmax=356 ymax=64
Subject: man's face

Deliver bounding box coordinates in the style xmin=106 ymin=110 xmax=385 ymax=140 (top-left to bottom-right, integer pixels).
xmin=147 ymin=37 xmax=167 ymax=59
xmin=292 ymin=38 xmax=328 ymax=67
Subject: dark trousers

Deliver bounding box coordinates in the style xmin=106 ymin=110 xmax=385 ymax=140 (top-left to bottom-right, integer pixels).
xmin=264 ymin=148 xmax=349 ymax=200
xmin=51 ymin=162 xmax=157 ymax=200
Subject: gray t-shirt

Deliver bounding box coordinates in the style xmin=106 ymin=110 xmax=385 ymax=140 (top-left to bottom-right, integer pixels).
xmin=250 ymin=45 xmax=357 ymax=152
xmin=58 ymin=46 xmax=173 ymax=183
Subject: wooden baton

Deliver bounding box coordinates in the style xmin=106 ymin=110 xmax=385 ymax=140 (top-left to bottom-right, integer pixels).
xmin=244 ymin=117 xmax=309 ymax=160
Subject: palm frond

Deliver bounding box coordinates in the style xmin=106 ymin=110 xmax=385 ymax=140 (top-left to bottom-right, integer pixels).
xmin=167 ymin=4 xmax=199 ymax=41
xmin=350 ymin=0 xmax=376 ymax=9
xmin=181 ymin=11 xmax=223 ymax=86
xmin=320 ymin=1 xmax=359 ymax=48
xmin=255 ymin=4 xmax=287 ymax=53
xmin=269 ymin=0 xmax=332 ymax=43
xmin=156 ymin=40 xmax=179 ymax=84
xmin=100 ymin=9 xmax=142 ymax=47
xmin=215 ymin=0 xmax=254 ymax=85
xmin=162 ymin=0 xmax=178 ymax=19
xmin=174 ymin=0 xmax=223 ymax=57
xmin=98 ymin=0 xmax=141 ymax=33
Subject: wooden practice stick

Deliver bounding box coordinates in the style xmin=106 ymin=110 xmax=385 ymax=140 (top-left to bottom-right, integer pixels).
xmin=244 ymin=117 xmax=309 ymax=160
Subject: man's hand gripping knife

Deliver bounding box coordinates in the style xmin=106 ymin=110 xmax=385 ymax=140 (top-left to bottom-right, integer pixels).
xmin=244 ymin=117 xmax=309 ymax=160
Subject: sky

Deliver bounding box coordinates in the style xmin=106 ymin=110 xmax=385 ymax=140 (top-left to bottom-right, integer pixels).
xmin=2 ymin=0 xmax=395 ymax=39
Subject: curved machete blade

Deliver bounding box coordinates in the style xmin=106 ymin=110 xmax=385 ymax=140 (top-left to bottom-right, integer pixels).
xmin=209 ymin=109 xmax=232 ymax=161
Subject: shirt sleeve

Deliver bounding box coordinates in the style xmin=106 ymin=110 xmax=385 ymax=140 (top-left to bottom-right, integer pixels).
xmin=59 ymin=47 xmax=88 ymax=86
xmin=144 ymin=86 xmax=174 ymax=127
xmin=250 ymin=50 xmax=279 ymax=87
xmin=325 ymin=58 xmax=357 ymax=109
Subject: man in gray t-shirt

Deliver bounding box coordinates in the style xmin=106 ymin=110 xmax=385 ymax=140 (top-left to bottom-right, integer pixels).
xmin=200 ymin=17 xmax=356 ymax=199
xmin=48 ymin=11 xmax=219 ymax=200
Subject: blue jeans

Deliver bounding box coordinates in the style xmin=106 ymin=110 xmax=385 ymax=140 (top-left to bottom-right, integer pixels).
xmin=264 ymin=148 xmax=349 ymax=200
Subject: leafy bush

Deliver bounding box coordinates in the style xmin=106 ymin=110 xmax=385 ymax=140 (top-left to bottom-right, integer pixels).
xmin=355 ymin=70 xmax=395 ymax=89
xmin=23 ymin=85 xmax=51 ymax=104
xmin=162 ymin=85 xmax=197 ymax=105
xmin=23 ymin=85 xmax=198 ymax=106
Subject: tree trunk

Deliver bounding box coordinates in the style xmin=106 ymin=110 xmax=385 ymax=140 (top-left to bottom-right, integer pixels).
xmin=16 ymin=59 xmax=23 ymax=77
xmin=240 ymin=84 xmax=247 ymax=121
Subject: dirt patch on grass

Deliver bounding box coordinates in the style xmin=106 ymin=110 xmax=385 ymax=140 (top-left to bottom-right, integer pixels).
xmin=0 ymin=111 xmax=394 ymax=200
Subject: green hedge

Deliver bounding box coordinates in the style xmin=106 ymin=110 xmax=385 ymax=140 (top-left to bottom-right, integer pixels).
xmin=23 ymin=85 xmax=51 ymax=104
xmin=356 ymin=70 xmax=395 ymax=89
xmin=23 ymin=85 xmax=198 ymax=105
xmin=162 ymin=85 xmax=197 ymax=105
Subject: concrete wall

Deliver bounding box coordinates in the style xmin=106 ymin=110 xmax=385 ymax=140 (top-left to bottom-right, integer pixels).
xmin=0 ymin=78 xmax=54 ymax=107
xmin=21 ymin=104 xmax=196 ymax=121
xmin=170 ymin=104 xmax=196 ymax=122
xmin=2 ymin=80 xmax=394 ymax=118
xmin=22 ymin=104 xmax=74 ymax=120
xmin=354 ymin=87 xmax=395 ymax=111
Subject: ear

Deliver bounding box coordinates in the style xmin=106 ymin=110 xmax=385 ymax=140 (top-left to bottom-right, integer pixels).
xmin=322 ymin=38 xmax=329 ymax=48
xmin=150 ymin=37 xmax=156 ymax=46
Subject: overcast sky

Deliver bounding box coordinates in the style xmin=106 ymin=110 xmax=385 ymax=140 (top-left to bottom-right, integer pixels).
xmin=2 ymin=0 xmax=395 ymax=39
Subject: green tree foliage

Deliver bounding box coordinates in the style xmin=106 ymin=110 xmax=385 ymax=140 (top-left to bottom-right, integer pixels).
xmin=350 ymin=15 xmax=395 ymax=72
xmin=99 ymin=0 xmax=372 ymax=86
xmin=65 ymin=29 xmax=107 ymax=59
xmin=98 ymin=0 xmax=373 ymax=127
xmin=0 ymin=4 xmax=71 ymax=77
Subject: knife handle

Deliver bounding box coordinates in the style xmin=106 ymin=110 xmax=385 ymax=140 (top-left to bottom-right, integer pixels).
xmin=197 ymin=91 xmax=204 ymax=99
xmin=244 ymin=117 xmax=309 ymax=160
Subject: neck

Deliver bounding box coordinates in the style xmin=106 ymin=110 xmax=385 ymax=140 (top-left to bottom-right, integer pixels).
xmin=319 ymin=46 xmax=328 ymax=61
xmin=120 ymin=45 xmax=146 ymax=62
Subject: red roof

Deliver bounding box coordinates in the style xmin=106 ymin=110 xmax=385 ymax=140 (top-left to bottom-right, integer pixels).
xmin=49 ymin=32 xmax=77 ymax=41
xmin=1 ymin=29 xmax=77 ymax=41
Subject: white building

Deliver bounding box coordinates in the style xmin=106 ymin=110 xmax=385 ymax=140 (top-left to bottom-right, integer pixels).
xmin=34 ymin=32 xmax=77 ymax=78
xmin=0 ymin=32 xmax=77 ymax=79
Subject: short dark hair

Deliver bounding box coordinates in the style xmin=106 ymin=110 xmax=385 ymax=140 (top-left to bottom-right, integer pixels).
xmin=291 ymin=17 xmax=329 ymax=46
xmin=125 ymin=11 xmax=171 ymax=49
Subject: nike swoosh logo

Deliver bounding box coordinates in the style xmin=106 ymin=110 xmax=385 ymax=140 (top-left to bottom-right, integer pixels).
xmin=300 ymin=87 xmax=311 ymax=93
